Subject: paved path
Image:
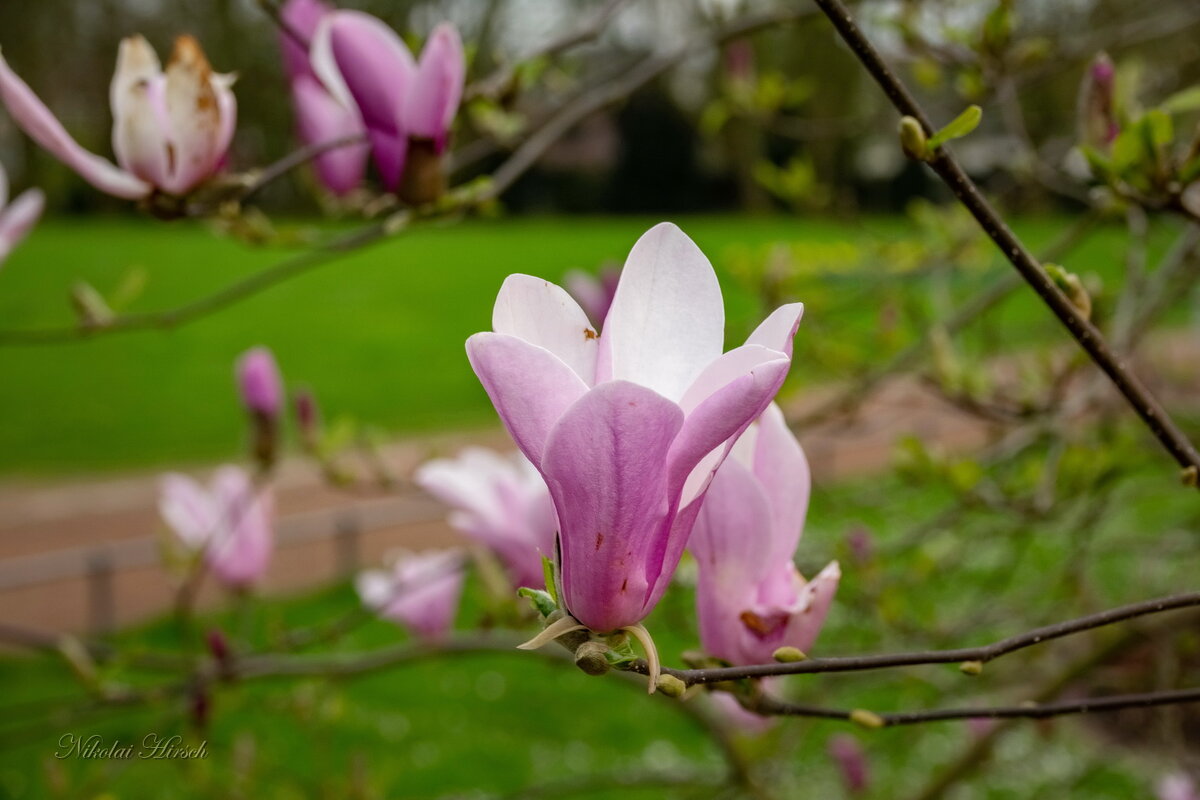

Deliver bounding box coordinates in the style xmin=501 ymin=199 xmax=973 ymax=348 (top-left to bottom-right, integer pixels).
xmin=1 ymin=332 xmax=1194 ymax=634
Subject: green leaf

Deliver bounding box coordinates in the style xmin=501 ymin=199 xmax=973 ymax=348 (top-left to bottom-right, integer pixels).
xmin=928 ymin=105 xmax=982 ymax=150
xmin=541 ymin=554 xmax=558 ymax=606
xmin=1161 ymin=86 xmax=1200 ymax=115
xmin=1078 ymin=144 xmax=1112 ymax=177
xmin=517 ymin=587 xmax=557 ymax=617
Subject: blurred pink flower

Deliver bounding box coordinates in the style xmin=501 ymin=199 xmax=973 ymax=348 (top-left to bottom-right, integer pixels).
xmin=0 ymin=35 xmax=235 ymax=199
xmin=467 ymin=222 xmax=803 ymax=636
xmin=356 ymin=550 xmax=464 ymax=641
xmin=1078 ymin=52 xmax=1118 ymax=149
xmin=828 ymin=734 xmax=870 ymax=795
xmin=415 ymin=447 xmax=556 ymax=590
xmin=0 ymin=162 xmax=44 ymax=267
xmin=311 ymin=11 xmax=464 ymax=190
xmin=236 ymin=346 xmax=284 ymax=419
xmin=1159 ymin=773 xmax=1199 ymax=800
xmin=690 ymin=403 xmax=840 ymax=665
xmin=564 ymin=264 xmax=621 ymax=328
xmin=278 ymin=0 xmax=369 ymax=195
xmin=158 ymin=466 xmax=274 ymax=588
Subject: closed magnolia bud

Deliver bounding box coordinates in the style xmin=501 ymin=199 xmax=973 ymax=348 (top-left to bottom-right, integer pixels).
xmin=1045 ymin=263 xmax=1092 ymax=320
xmin=655 ymin=674 xmax=687 ymax=698
xmin=773 ymin=646 xmax=807 ymax=663
xmin=828 ymin=734 xmax=870 ymax=795
xmin=236 ymin=347 xmax=283 ymax=419
xmin=899 ymin=116 xmax=928 ymax=161
xmin=294 ymin=387 xmax=321 ymax=451
xmin=959 ymin=660 xmax=984 ymax=676
xmin=849 ymin=709 xmax=886 ymax=729
xmin=574 ymin=641 xmax=611 ymax=676
xmin=1078 ymin=52 xmax=1118 ymax=150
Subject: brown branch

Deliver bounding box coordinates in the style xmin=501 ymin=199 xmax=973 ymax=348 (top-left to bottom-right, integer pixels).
xmin=647 ymin=591 xmax=1200 ymax=686
xmin=748 ymin=686 xmax=1200 ymax=726
xmin=807 ymin=0 xmax=1200 ymax=480
xmin=239 ymin=134 xmax=368 ymax=202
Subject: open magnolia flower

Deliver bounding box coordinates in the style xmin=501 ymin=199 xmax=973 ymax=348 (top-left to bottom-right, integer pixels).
xmin=467 ymin=222 xmax=803 ymax=688
xmin=415 ymin=447 xmax=556 ymax=590
xmin=690 ymin=404 xmax=840 ymax=666
xmin=0 ymin=35 xmax=235 ymax=200
xmin=158 ymin=466 xmax=274 ymax=588
xmin=0 ymin=162 xmax=44 ymax=267
xmin=311 ymin=10 xmax=464 ymax=199
xmin=356 ymin=550 xmax=465 ymax=642
xmin=279 ymin=0 xmax=369 ymax=196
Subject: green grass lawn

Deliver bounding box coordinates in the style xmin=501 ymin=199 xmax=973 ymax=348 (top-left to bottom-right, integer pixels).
xmin=1 ymin=460 xmax=1195 ymax=799
xmin=0 ymin=214 xmax=1184 ymax=475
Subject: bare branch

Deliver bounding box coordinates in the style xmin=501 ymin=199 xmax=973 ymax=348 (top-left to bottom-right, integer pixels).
xmin=807 ymin=0 xmax=1200 ymax=480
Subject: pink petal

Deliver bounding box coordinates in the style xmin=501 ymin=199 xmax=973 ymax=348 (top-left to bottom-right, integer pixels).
xmin=158 ymin=473 xmax=218 ymax=550
xmin=0 ymin=50 xmax=150 ymax=199
xmin=668 ymin=353 xmax=791 ymax=506
xmin=749 ymin=404 xmax=810 ymax=565
xmin=290 ymin=76 xmax=368 ymax=195
xmin=540 ymin=380 xmax=684 ymax=632
xmin=492 ymin=274 xmax=598 ymax=385
xmin=235 ymin=346 xmax=284 ymax=417
xmin=280 ymin=0 xmax=332 ymax=80
xmin=0 ymin=187 xmax=44 ymax=266
xmin=207 ymin=466 xmax=274 ymax=587
xmin=746 ymin=302 xmax=804 ymax=358
xmin=774 ymin=560 xmax=841 ymax=654
xmin=320 ymin=11 xmax=415 ymax=189
xmin=359 ymin=551 xmax=464 ymax=641
xmin=109 ymin=36 xmax=171 ymax=187
xmin=466 ymin=332 xmax=589 ymax=466
xmin=405 ymin=22 xmax=465 ymax=150
xmin=598 ymin=223 xmax=725 ymax=401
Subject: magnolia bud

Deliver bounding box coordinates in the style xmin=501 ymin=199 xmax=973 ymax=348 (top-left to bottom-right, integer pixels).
xmin=655 ymin=674 xmax=687 ymax=698
xmin=1078 ymin=52 xmax=1118 ymax=150
xmin=294 ymin=387 xmax=321 ymax=452
xmin=899 ymin=116 xmax=929 ymax=161
xmin=772 ymin=646 xmax=807 ymax=663
xmin=574 ymin=641 xmax=611 ymax=676
xmin=70 ymin=282 xmax=114 ymax=329
xmin=959 ymin=660 xmax=984 ymax=676
xmin=827 ymin=734 xmax=870 ymax=794
xmin=849 ymin=709 xmax=886 ymax=729
xmin=1182 ymin=465 xmax=1198 ymax=488
xmin=1045 ymin=263 xmax=1092 ymax=320
xmin=236 ymin=347 xmax=283 ymax=470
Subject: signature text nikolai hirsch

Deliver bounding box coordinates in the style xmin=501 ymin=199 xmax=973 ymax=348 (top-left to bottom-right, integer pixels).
xmin=55 ymin=733 xmax=208 ymax=760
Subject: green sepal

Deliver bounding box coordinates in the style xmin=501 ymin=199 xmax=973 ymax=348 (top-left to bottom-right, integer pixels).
xmin=517 ymin=587 xmax=557 ymax=618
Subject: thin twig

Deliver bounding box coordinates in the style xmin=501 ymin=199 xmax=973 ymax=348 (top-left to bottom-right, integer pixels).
xmin=749 ymin=686 xmax=1200 ymax=726
xmin=808 ymin=0 xmax=1200 ymax=480
xmin=240 ymin=134 xmax=368 ymax=202
xmin=649 ymin=591 xmax=1200 ymax=685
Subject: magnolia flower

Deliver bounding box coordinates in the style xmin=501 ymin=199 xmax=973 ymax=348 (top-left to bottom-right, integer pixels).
xmin=690 ymin=404 xmax=840 ymax=666
xmin=0 ymin=162 xmax=44 ymax=267
xmin=311 ymin=11 xmax=464 ymax=195
xmin=467 ymin=222 xmax=803 ymax=686
xmin=828 ymin=734 xmax=870 ymax=795
xmin=415 ymin=447 xmax=556 ymax=590
xmin=279 ymin=0 xmax=369 ymax=195
xmin=356 ymin=550 xmax=464 ymax=641
xmin=563 ymin=264 xmax=621 ymax=328
xmin=0 ymin=36 xmax=234 ymax=200
xmin=158 ymin=466 xmax=274 ymax=588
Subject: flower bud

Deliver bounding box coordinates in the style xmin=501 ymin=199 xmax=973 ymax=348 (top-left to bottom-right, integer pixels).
xmin=1045 ymin=263 xmax=1092 ymax=320
xmin=899 ymin=116 xmax=929 ymax=161
xmin=1182 ymin=465 xmax=1198 ymax=488
xmin=849 ymin=709 xmax=886 ymax=729
xmin=236 ymin=347 xmax=283 ymax=418
xmin=294 ymin=387 xmax=321 ymax=452
xmin=827 ymin=734 xmax=870 ymax=794
xmin=71 ymin=281 xmax=114 ymax=329
xmin=655 ymin=674 xmax=687 ymax=698
xmin=1078 ymin=52 xmax=1118 ymax=150
xmin=574 ymin=641 xmax=611 ymax=676
xmin=959 ymin=660 xmax=984 ymax=676
xmin=772 ymin=646 xmax=807 ymax=663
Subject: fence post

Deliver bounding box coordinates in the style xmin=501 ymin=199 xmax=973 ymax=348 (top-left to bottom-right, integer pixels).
xmin=86 ymin=549 xmax=115 ymax=634
xmin=335 ymin=514 xmax=362 ymax=578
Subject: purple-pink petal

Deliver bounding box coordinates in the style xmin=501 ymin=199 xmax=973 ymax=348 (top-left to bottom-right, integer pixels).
xmin=235 ymin=346 xmax=284 ymax=417
xmin=405 ymin=22 xmax=465 ymax=150
xmin=291 ymin=76 xmax=369 ymax=195
xmin=541 ymin=380 xmax=684 ymax=632
xmin=0 ymin=187 xmax=44 ymax=266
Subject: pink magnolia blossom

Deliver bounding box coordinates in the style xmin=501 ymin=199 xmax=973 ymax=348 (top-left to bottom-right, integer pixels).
xmin=0 ymin=36 xmax=235 ymax=199
xmin=311 ymin=12 xmax=464 ymax=190
xmin=356 ymin=550 xmax=464 ymax=641
xmin=1078 ymin=52 xmax=1118 ymax=149
xmin=467 ymin=222 xmax=803 ymax=647
xmin=827 ymin=734 xmax=870 ymax=795
xmin=415 ymin=447 xmax=556 ymax=590
xmin=690 ymin=403 xmax=840 ymax=665
xmin=278 ymin=0 xmax=369 ymax=195
xmin=158 ymin=466 xmax=274 ymax=588
xmin=563 ymin=264 xmax=621 ymax=328
xmin=236 ymin=346 xmax=284 ymax=419
xmin=0 ymin=162 xmax=44 ymax=267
